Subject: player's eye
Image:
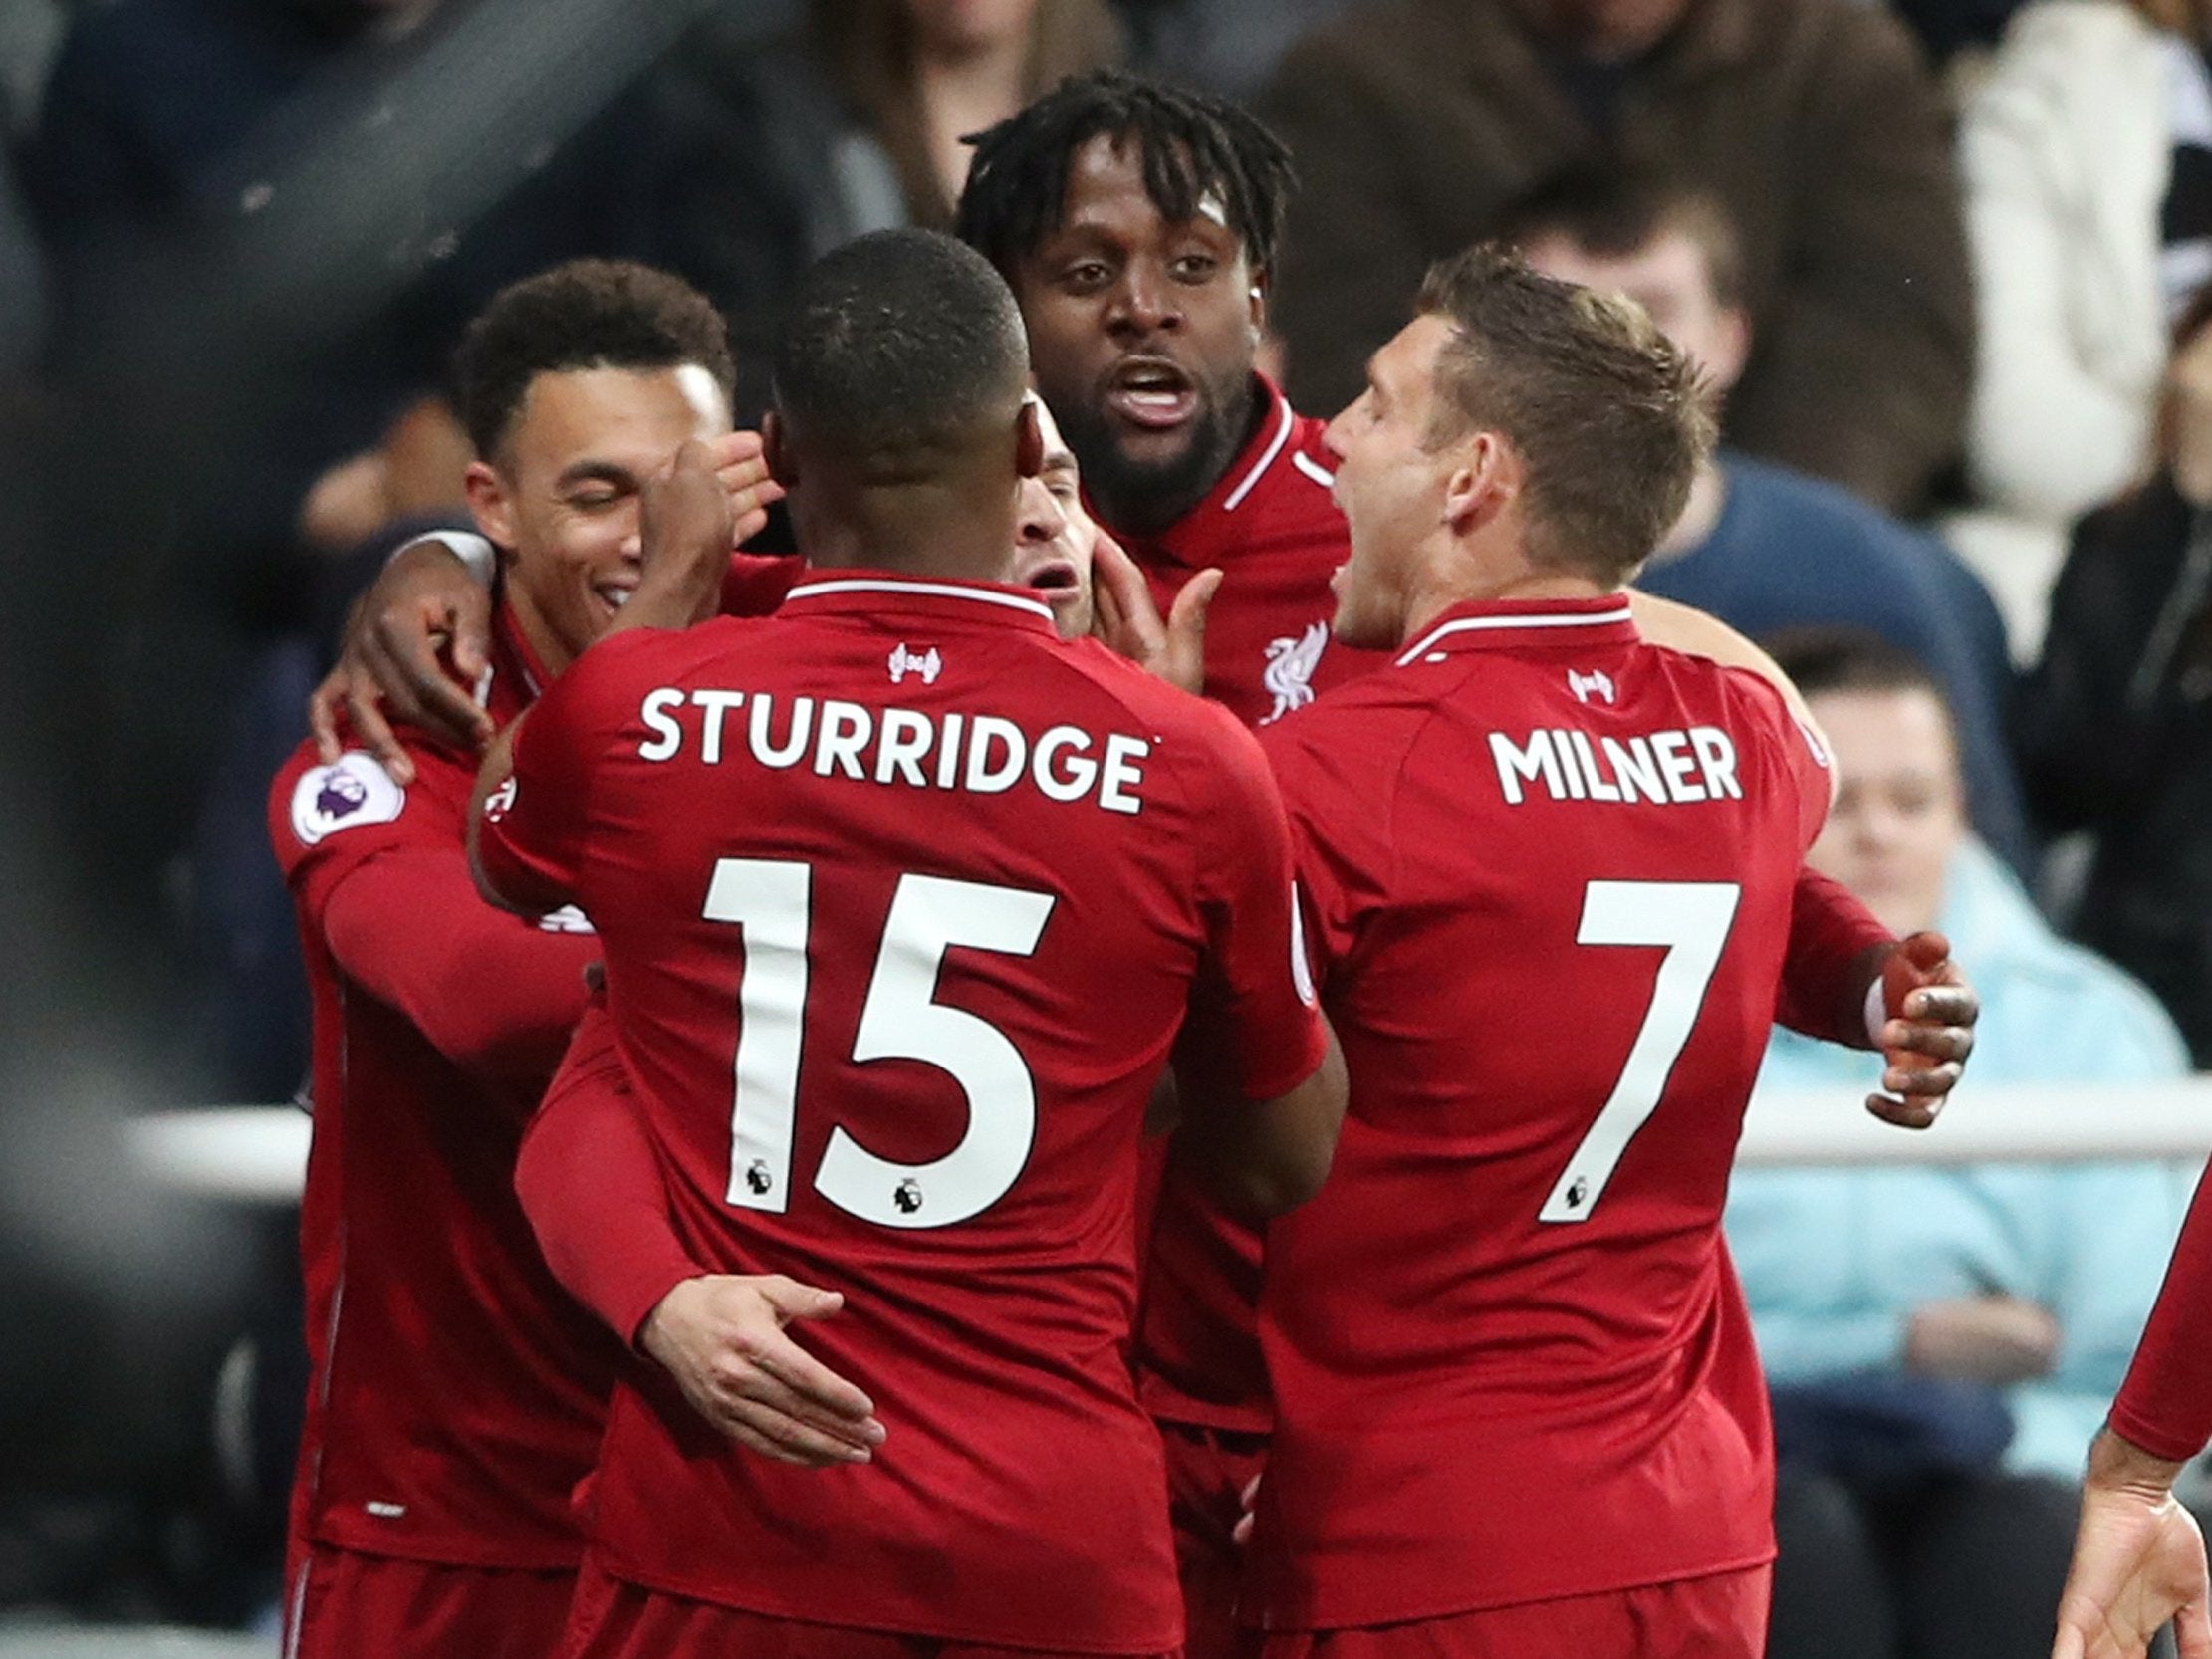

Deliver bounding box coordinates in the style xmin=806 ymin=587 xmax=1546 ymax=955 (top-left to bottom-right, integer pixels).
xmin=1170 ymin=252 xmax=1219 ymax=283
xmin=1061 ymin=260 xmax=1112 ymax=293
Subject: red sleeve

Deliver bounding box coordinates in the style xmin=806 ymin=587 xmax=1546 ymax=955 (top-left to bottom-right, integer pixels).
xmin=271 ymin=738 xmax=595 ymax=1083
xmin=2109 ymin=1161 xmax=2212 ymax=1461
xmin=474 ymin=651 xmax=619 ymax=914
xmin=324 ymin=849 xmax=595 ymax=1083
xmin=718 ymin=552 xmax=805 ymax=618
xmin=1179 ymin=701 xmax=1328 ymax=1102
xmin=1774 ymin=866 xmax=1895 ymax=1049
xmin=515 ymin=999 xmax=705 ymax=1348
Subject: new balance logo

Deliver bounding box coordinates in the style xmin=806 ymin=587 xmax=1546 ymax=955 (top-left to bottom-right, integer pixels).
xmin=889 ymin=643 xmax=942 ymax=685
xmin=1568 ymin=669 xmax=1615 ymax=705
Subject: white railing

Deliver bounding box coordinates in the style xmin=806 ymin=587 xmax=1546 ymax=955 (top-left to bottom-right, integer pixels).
xmin=124 ymin=1078 xmax=2212 ymax=1205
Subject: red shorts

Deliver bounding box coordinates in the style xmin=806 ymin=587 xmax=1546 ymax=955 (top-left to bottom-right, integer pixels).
xmin=1158 ymin=1419 xmax=1272 ymax=1659
xmin=283 ymin=1541 xmax=576 ymax=1659
xmin=1241 ymin=1567 xmax=1772 ymax=1659
xmin=562 ymin=1553 xmax=1180 ymax=1658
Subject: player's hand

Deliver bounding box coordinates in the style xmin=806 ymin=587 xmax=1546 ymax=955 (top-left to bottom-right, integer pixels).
xmin=309 ymin=539 xmax=496 ymax=783
xmin=1866 ymin=931 xmax=1976 ymax=1129
xmin=707 ymin=426 xmax=784 ymax=549
xmin=640 ymin=1274 xmax=886 ymax=1469
xmin=1091 ymin=531 xmax=1217 ymax=696
xmin=1904 ymin=1295 xmax=2060 ymax=1386
xmin=611 ymin=434 xmax=786 ymax=637
xmin=2053 ymin=1428 xmax=2211 ymax=1659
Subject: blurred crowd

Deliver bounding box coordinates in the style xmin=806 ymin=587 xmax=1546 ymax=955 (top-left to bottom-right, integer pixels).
xmin=3 ymin=0 xmax=2212 ymax=1647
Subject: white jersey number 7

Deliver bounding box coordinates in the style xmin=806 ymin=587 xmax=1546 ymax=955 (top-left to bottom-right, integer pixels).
xmin=1539 ymin=879 xmax=1742 ymax=1224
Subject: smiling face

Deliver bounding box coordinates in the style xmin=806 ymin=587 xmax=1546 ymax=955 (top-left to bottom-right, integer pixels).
xmin=1322 ymin=315 xmax=1461 ymax=648
xmin=1806 ymin=685 xmax=1963 ymax=937
xmin=466 ymin=362 xmax=732 ymax=675
xmin=1010 ymin=133 xmax=1265 ymax=536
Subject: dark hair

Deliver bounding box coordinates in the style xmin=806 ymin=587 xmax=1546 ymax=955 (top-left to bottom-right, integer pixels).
xmin=1492 ymin=168 xmax=1747 ymax=311
xmin=955 ymin=70 xmax=1294 ymax=276
xmin=455 ymin=259 xmax=735 ymax=460
xmin=773 ymin=228 xmax=1030 ymax=466
xmin=1415 ymin=244 xmax=1713 ymax=584
xmin=1762 ymin=626 xmax=1950 ymax=708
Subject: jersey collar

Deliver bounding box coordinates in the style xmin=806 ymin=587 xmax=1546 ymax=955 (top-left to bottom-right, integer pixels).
xmin=777 ymin=569 xmax=1059 ymax=637
xmin=1392 ymin=594 xmax=1638 ymax=667
xmin=491 ymin=599 xmax=554 ymax=713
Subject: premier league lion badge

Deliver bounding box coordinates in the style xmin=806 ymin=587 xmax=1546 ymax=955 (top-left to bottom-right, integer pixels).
xmin=290 ymin=752 xmax=406 ymax=846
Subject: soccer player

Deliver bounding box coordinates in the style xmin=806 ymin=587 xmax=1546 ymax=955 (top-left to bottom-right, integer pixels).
xmin=266 ymin=259 xmax=783 ymax=1658
xmin=467 ymin=226 xmax=1346 ymax=1658
xmin=2050 ymin=1180 xmax=2212 ymax=1659
xmin=1238 ymin=245 xmax=1838 ymax=1658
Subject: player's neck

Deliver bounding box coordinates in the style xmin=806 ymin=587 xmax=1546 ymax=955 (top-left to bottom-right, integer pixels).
xmin=1399 ymin=534 xmax=1613 ymax=640
xmin=1648 ymin=460 xmax=1726 ymax=566
xmin=795 ymin=487 xmax=1020 ymax=589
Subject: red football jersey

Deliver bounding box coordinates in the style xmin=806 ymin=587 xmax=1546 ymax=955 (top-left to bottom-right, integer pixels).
xmin=1244 ymin=595 xmax=1831 ymax=1628
xmin=1113 ymin=376 xmax=1390 ymax=728
xmin=269 ymin=608 xmax=619 ymax=1569
xmin=475 ymin=573 xmax=1327 ymax=1651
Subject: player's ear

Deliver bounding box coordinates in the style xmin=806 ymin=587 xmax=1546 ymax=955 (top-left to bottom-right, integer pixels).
xmin=1015 ymin=394 xmax=1046 ymax=479
xmin=1443 ymin=430 xmax=1514 ymax=533
xmin=464 ymin=460 xmax=516 ymax=550
xmin=762 ymin=409 xmax=797 ymax=489
xmin=1246 ymin=263 xmax=1270 ymax=336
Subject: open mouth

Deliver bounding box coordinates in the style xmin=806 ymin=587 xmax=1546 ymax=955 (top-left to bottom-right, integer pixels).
xmin=1104 ymin=356 xmax=1197 ymax=431
xmin=1022 ymin=558 xmax=1084 ymax=607
xmin=595 ymin=584 xmax=636 ymax=613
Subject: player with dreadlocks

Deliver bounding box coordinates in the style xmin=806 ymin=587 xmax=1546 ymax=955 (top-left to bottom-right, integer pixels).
xmin=957 ymin=76 xmax=1392 ymax=1658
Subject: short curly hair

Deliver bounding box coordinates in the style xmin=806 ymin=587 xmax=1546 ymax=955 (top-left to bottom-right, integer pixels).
xmin=455 ymin=259 xmax=736 ymax=460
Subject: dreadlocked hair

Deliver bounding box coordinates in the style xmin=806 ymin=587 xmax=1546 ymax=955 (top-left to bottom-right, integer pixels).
xmin=955 ymin=70 xmax=1296 ymax=277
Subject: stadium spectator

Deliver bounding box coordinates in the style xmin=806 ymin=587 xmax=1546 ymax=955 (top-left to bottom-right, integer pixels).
xmin=1723 ymin=627 xmax=2193 ymax=1659
xmin=1241 ymin=244 xmax=1969 ymax=1659
xmin=470 ymin=224 xmax=1345 ymax=1657
xmin=267 ymin=259 xmax=786 ymax=1659
xmin=1252 ymin=0 xmax=1973 ymax=513
xmin=1956 ymin=0 xmax=2212 ymax=599
xmin=1111 ymin=0 xmax=1355 ymax=95
xmin=1504 ymin=172 xmax=2030 ymax=871
xmin=2016 ymin=291 xmax=2212 ymax=1066
xmin=625 ymin=0 xmax=1122 ymax=420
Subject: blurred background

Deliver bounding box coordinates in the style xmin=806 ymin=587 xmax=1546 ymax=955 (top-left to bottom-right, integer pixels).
xmin=3 ymin=0 xmax=2211 ymax=1651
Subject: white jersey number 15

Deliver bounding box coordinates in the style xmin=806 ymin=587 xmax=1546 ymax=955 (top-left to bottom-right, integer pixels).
xmin=703 ymin=858 xmax=1054 ymax=1231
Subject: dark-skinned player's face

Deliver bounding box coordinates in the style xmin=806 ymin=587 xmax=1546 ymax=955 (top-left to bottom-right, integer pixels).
xmin=1010 ymin=134 xmax=1265 ymax=534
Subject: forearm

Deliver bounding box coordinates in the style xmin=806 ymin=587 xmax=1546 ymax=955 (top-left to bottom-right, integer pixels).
xmin=515 ymin=1016 xmax=703 ymax=1347
xmin=1775 ymin=870 xmax=1894 ymax=1049
xmin=323 ymin=855 xmax=594 ymax=1078
xmin=1172 ymin=1022 xmax=1346 ymax=1219
xmin=2110 ymin=1162 xmax=2212 ymax=1463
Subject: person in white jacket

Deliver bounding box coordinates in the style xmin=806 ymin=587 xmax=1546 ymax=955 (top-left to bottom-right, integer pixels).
xmin=1955 ymin=0 xmax=2212 ymax=648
